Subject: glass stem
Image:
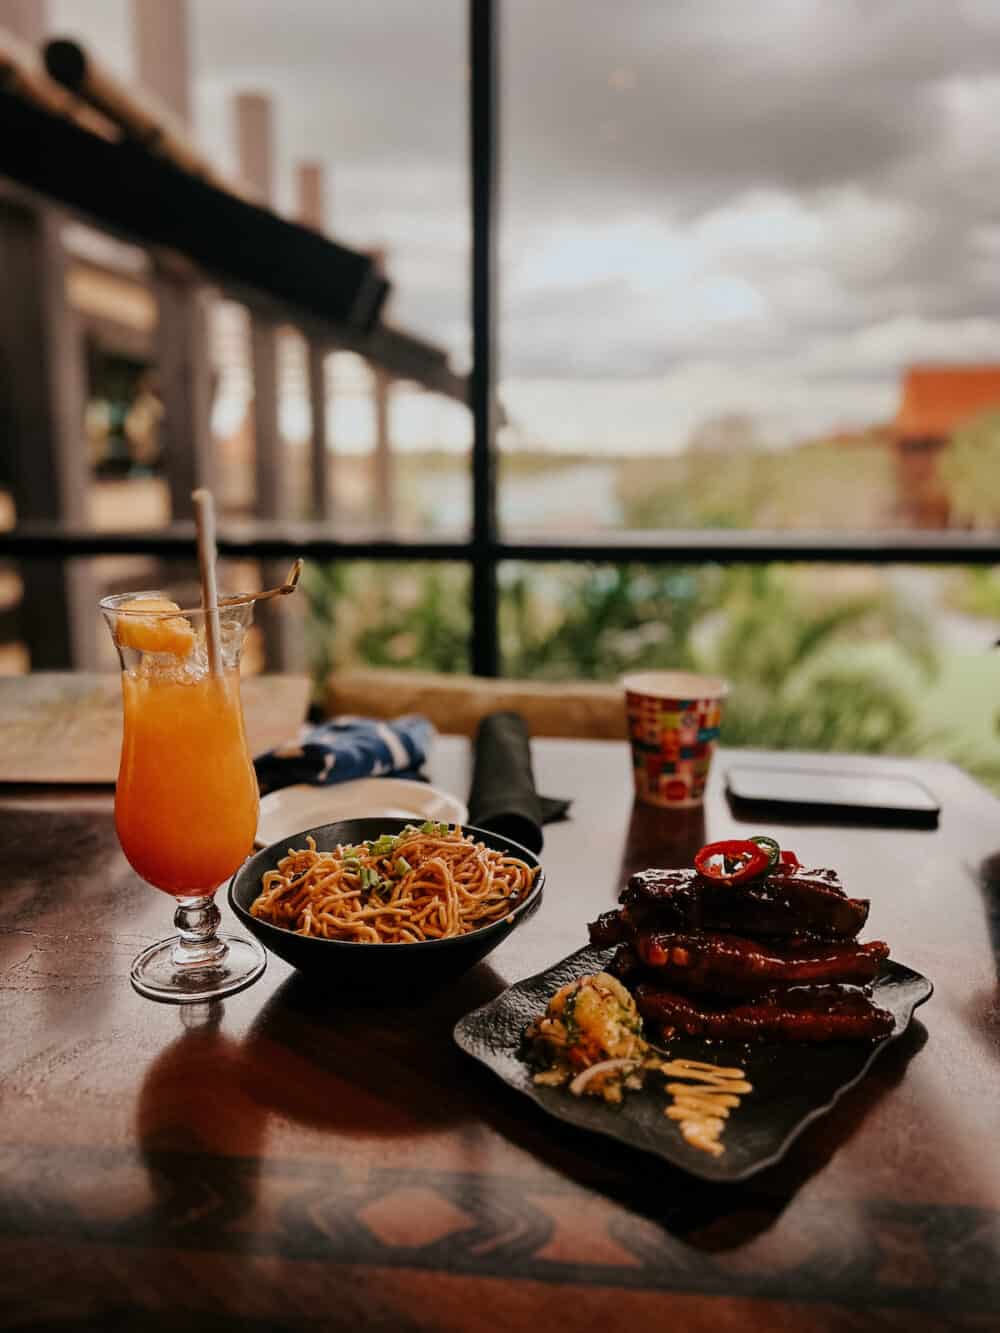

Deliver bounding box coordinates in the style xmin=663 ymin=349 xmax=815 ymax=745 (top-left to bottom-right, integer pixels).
xmin=171 ymin=896 xmax=228 ymax=968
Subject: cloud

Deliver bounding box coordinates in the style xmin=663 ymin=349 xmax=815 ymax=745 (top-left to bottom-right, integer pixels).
xmin=502 ymin=311 xmax=1000 ymax=453
xmin=40 ymin=1 xmax=1000 ymax=449
xmin=501 ymin=364 xmax=895 ymax=454
xmin=502 ymin=1 xmax=1000 ymax=215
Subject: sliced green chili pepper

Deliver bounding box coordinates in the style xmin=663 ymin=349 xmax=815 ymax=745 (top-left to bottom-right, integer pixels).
xmin=748 ymin=835 xmax=781 ymax=869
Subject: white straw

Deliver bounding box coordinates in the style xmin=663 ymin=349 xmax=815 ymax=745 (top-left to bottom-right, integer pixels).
xmin=192 ymin=488 xmax=224 ymax=678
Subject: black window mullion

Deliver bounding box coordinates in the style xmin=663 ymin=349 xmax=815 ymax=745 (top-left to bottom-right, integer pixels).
xmin=469 ymin=0 xmax=500 ymax=676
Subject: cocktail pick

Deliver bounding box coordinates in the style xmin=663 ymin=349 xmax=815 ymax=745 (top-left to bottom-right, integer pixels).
xmin=192 ymin=488 xmax=224 ymax=678
xmin=219 ymin=558 xmax=303 ymax=607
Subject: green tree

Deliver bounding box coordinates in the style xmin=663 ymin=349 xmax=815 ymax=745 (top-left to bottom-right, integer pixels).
xmin=707 ymin=567 xmax=935 ymax=752
xmin=305 ymin=557 xmax=943 ymax=765
xmin=303 ymin=561 xmax=469 ymax=689
xmin=500 ymin=564 xmax=730 ymax=679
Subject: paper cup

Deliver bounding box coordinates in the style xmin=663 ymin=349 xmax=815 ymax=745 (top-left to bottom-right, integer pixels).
xmin=622 ymin=671 xmax=729 ymax=808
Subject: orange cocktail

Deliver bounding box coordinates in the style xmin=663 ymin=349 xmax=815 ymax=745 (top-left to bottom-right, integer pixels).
xmin=116 ymin=667 xmax=259 ymax=895
xmin=101 ymin=591 xmax=267 ymax=1003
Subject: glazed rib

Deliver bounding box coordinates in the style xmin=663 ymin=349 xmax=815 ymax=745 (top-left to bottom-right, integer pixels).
xmin=622 ymin=865 xmax=870 ymax=940
xmin=589 ymin=908 xmax=629 ymax=949
xmin=632 ymin=930 xmax=889 ymax=996
xmin=634 ymin=983 xmax=895 ymax=1042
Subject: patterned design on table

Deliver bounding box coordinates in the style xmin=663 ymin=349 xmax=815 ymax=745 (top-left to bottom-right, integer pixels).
xmin=625 ymin=690 xmax=723 ymax=806
xmin=0 ymin=1144 xmax=997 ymax=1321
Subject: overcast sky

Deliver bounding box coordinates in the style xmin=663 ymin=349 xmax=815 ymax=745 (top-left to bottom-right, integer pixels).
xmin=46 ymin=0 xmax=1000 ymax=451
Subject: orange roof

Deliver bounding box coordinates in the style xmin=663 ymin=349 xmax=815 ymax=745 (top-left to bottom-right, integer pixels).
xmin=894 ymin=365 xmax=1000 ymax=439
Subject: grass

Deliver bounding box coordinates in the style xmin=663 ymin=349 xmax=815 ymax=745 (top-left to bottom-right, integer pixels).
xmin=822 ymin=640 xmax=1000 ymax=784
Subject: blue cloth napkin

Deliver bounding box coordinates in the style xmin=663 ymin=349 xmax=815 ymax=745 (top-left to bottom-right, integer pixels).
xmin=254 ymin=715 xmax=435 ymax=796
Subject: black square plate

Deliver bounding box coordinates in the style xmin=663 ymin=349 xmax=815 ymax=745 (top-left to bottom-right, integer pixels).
xmin=454 ymin=945 xmax=932 ymax=1182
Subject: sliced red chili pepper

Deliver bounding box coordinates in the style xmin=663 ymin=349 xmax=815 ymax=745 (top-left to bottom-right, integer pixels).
xmin=780 ymin=849 xmax=801 ymax=869
xmin=694 ymin=839 xmax=771 ymax=884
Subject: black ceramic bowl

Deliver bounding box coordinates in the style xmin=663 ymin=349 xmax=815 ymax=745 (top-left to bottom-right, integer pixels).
xmin=228 ymin=817 xmax=545 ymax=990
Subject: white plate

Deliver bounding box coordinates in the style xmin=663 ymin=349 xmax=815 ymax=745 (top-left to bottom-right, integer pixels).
xmin=255 ymin=778 xmax=469 ymax=849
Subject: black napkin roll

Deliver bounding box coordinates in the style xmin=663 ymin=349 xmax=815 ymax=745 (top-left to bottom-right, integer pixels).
xmin=467 ymin=711 xmax=571 ymax=853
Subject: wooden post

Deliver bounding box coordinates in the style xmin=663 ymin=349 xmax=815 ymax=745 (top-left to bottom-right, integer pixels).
xmin=235 ymin=91 xmax=302 ymax=668
xmin=296 ymin=162 xmax=325 ymax=232
xmin=372 ymin=367 xmax=394 ymax=533
xmin=0 ymin=201 xmax=97 ymax=668
xmin=132 ymin=0 xmax=191 ymax=127
xmin=0 ymin=0 xmax=44 ymax=44
xmin=249 ymin=316 xmax=285 ymax=518
xmin=155 ymin=267 xmax=216 ymax=511
xmin=367 ymin=247 xmax=395 ymax=533
xmin=307 ymin=343 xmax=331 ymax=521
xmin=0 ymin=0 xmax=98 ymax=669
xmin=235 ymin=92 xmax=284 ymax=518
xmin=132 ymin=0 xmax=215 ymax=523
xmin=235 ymin=93 xmax=274 ymax=205
xmin=295 ymin=161 xmax=332 ymax=521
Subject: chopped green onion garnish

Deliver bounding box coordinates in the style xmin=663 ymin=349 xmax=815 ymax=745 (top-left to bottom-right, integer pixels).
xmin=396 ymin=856 xmax=412 ymax=877
xmin=418 ymin=819 xmax=450 ymax=837
xmin=366 ymin=834 xmax=399 ymax=857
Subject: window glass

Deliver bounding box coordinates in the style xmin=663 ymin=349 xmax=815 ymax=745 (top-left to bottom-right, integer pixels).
xmin=499 ymin=1 xmax=1000 ymax=538
xmin=499 ymin=560 xmax=1000 ymax=786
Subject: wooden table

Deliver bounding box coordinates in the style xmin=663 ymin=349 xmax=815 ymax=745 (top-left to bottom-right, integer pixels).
xmin=2 ymin=741 xmax=998 ymax=1331
xmin=0 ymin=672 xmax=311 ymax=783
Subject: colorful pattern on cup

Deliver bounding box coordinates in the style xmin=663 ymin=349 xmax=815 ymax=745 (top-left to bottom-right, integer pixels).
xmin=626 ymin=690 xmax=724 ymax=807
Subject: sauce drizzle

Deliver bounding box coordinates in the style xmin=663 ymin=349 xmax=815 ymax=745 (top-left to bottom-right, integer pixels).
xmin=656 ymin=1057 xmax=752 ymax=1157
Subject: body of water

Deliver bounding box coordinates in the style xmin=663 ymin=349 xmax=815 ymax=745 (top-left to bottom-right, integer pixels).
xmin=413 ymin=461 xmax=623 ymax=533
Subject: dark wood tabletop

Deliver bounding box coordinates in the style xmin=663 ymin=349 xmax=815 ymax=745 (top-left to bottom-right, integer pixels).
xmin=2 ymin=740 xmax=999 ymax=1332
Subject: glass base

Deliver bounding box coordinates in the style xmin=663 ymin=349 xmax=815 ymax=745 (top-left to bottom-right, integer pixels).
xmin=130 ymin=933 xmax=266 ymax=1004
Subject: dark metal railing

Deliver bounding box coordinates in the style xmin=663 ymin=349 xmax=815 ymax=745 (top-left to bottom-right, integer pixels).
xmin=2 ymin=521 xmax=998 ymax=566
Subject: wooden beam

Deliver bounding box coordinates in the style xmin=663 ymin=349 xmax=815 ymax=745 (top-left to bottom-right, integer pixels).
xmin=0 ymin=123 xmax=468 ymax=409
xmin=0 ymin=87 xmax=388 ymax=332
xmin=354 ymin=323 xmax=467 ymax=407
xmin=0 ymin=199 xmax=97 ymax=667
